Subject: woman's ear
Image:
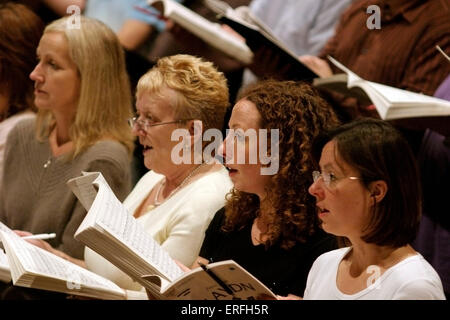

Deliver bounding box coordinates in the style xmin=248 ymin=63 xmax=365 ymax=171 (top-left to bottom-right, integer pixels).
xmin=368 ymin=180 xmax=388 ymax=204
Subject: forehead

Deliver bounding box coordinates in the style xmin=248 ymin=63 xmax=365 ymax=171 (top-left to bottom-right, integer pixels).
xmin=37 ymin=32 xmax=70 ymax=59
xmin=136 ymin=91 xmax=175 ymax=118
xmin=320 ymin=140 xmax=352 ymax=172
xmin=229 ymin=99 xmax=261 ymax=129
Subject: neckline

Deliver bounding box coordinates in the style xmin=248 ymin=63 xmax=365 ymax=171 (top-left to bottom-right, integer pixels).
xmin=49 ymin=127 xmax=73 ymax=157
xmin=135 ymin=165 xmax=226 ymax=218
xmin=333 ymin=247 xmax=420 ymax=298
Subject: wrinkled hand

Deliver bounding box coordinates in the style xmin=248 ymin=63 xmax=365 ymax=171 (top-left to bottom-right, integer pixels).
xmin=298 ymin=55 xmax=333 ymax=78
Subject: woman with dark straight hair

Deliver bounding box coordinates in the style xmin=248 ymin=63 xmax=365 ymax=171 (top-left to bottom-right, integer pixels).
xmin=303 ymin=118 xmax=445 ymax=299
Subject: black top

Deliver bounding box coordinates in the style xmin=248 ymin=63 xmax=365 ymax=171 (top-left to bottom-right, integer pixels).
xmin=199 ymin=208 xmax=337 ymax=297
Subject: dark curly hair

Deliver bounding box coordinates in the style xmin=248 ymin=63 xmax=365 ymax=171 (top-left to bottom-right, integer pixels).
xmin=223 ymin=80 xmax=340 ymax=249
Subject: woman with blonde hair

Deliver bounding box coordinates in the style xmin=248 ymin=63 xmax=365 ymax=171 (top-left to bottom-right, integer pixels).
xmin=23 ymin=54 xmax=233 ymax=294
xmin=0 ymin=16 xmax=134 ymax=260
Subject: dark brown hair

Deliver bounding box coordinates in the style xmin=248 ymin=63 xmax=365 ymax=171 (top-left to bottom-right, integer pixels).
xmin=0 ymin=3 xmax=44 ymax=117
xmin=223 ymin=80 xmax=339 ymax=249
xmin=312 ymin=118 xmax=422 ymax=247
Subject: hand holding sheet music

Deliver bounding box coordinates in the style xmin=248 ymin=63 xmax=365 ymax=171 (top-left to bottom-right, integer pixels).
xmin=69 ymin=172 xmax=278 ymax=300
xmin=313 ymin=57 xmax=450 ymax=120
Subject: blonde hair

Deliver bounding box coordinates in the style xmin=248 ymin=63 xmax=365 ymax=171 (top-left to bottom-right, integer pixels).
xmin=36 ymin=16 xmax=134 ymax=158
xmin=136 ymin=54 xmax=229 ymax=132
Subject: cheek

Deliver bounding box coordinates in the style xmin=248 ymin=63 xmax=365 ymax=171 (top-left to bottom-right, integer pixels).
xmin=332 ymin=189 xmax=369 ymax=225
xmin=236 ymin=165 xmax=269 ymax=189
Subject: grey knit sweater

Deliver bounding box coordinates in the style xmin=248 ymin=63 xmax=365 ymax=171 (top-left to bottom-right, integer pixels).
xmin=0 ymin=118 xmax=131 ymax=259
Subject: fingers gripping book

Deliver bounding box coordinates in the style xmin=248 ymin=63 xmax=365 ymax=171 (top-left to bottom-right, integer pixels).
xmin=313 ymin=56 xmax=450 ymax=120
xmin=146 ymin=0 xmax=253 ymax=64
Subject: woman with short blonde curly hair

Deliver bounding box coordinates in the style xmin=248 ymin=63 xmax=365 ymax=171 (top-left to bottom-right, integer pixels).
xmin=196 ymin=79 xmax=340 ymax=297
xmin=136 ymin=54 xmax=229 ymax=134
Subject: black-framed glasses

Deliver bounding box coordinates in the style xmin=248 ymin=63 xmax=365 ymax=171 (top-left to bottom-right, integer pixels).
xmin=312 ymin=170 xmax=360 ymax=189
xmin=127 ymin=116 xmax=190 ymax=132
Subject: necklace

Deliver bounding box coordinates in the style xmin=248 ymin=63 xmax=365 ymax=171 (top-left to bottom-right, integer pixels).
xmin=43 ymin=157 xmax=52 ymax=168
xmin=146 ymin=163 xmax=206 ymax=212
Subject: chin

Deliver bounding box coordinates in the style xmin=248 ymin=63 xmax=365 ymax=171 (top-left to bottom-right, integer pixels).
xmin=143 ymin=159 xmax=154 ymax=171
xmin=34 ymin=101 xmax=51 ymax=110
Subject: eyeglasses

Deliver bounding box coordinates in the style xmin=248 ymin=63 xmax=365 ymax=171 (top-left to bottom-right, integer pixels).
xmin=312 ymin=170 xmax=360 ymax=189
xmin=127 ymin=116 xmax=189 ymax=132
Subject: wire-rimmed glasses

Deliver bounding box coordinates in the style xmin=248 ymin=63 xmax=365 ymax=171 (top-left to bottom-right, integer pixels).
xmin=312 ymin=170 xmax=360 ymax=189
xmin=127 ymin=116 xmax=190 ymax=132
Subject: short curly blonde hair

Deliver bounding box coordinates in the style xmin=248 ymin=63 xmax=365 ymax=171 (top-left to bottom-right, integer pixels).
xmin=136 ymin=54 xmax=229 ymax=132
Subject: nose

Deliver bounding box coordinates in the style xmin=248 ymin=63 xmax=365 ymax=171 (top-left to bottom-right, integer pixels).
xmin=218 ymin=133 xmax=234 ymax=164
xmin=29 ymin=62 xmax=44 ymax=83
xmin=308 ymin=177 xmax=325 ymax=200
xmin=131 ymin=123 xmax=145 ymax=137
xmin=216 ymin=140 xmax=226 ymax=164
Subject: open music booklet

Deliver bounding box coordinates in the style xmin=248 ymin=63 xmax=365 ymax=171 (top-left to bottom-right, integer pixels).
xmin=203 ymin=0 xmax=317 ymax=81
xmin=313 ymin=56 xmax=450 ymax=120
xmin=146 ymin=0 xmax=253 ymax=64
xmin=0 ymin=222 xmax=13 ymax=283
xmin=68 ymin=172 xmax=276 ymax=300
xmin=0 ymin=224 xmax=146 ymax=299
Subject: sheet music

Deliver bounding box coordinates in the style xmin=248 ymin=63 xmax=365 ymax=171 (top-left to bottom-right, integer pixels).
xmin=90 ymin=176 xmax=184 ymax=282
xmin=0 ymin=231 xmax=123 ymax=292
xmin=0 ymin=249 xmax=11 ymax=283
xmin=0 ymin=250 xmax=9 ymax=269
xmin=368 ymin=81 xmax=448 ymax=104
xmin=0 ymin=221 xmax=15 ymax=235
xmin=66 ymin=172 xmax=100 ymax=211
xmin=149 ymin=0 xmax=253 ymax=64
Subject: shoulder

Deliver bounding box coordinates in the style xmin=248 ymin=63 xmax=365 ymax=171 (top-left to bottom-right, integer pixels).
xmin=415 ymin=1 xmax=450 ymax=39
xmin=77 ymin=141 xmax=131 ymax=190
xmin=384 ymin=254 xmax=446 ymax=299
xmin=337 ymin=0 xmax=371 ymax=22
xmin=180 ymin=169 xmax=231 ymax=211
xmin=7 ymin=117 xmax=35 ymax=140
xmin=81 ymin=140 xmax=129 ymax=166
xmin=311 ymin=247 xmax=349 ymax=270
xmin=127 ymin=170 xmax=162 ymax=197
xmin=1 ymin=112 xmax=35 ymax=131
xmin=4 ymin=117 xmax=36 ymax=155
xmin=306 ymin=247 xmax=348 ymax=287
xmin=425 ymin=0 xmax=450 ymax=19
xmin=170 ymin=169 xmax=231 ymax=219
xmin=206 ymin=207 xmax=226 ymax=231
xmin=187 ymin=167 xmax=233 ymax=197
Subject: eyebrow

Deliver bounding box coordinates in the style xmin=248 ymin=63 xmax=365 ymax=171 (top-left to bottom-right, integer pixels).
xmin=228 ymin=122 xmax=247 ymax=129
xmin=320 ymin=163 xmax=335 ymax=171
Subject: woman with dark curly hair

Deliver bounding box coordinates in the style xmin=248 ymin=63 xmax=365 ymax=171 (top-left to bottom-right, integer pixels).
xmin=193 ymin=79 xmax=340 ymax=297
